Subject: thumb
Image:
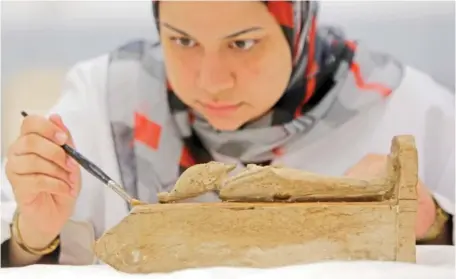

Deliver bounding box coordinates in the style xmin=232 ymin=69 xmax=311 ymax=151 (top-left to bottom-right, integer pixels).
xmin=49 ymin=114 xmax=75 ymax=147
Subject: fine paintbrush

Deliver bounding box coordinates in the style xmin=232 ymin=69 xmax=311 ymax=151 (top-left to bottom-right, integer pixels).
xmin=20 ymin=111 xmax=145 ymax=207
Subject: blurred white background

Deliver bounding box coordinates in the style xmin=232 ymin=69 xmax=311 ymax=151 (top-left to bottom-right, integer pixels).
xmin=1 ymin=1 xmax=455 ymax=156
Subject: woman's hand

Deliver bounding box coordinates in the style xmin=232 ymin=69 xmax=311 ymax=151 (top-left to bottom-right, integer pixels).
xmin=5 ymin=114 xmax=81 ymax=263
xmin=344 ymin=154 xmax=436 ymax=239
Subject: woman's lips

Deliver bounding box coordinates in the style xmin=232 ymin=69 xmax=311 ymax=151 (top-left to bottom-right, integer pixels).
xmin=198 ymin=101 xmax=242 ymax=116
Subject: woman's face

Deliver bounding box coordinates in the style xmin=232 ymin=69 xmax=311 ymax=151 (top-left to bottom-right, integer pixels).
xmin=159 ymin=1 xmax=292 ymax=131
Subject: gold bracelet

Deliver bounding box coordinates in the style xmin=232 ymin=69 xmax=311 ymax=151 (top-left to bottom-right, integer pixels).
xmin=417 ymin=198 xmax=449 ymax=242
xmin=10 ymin=211 xmax=60 ymax=256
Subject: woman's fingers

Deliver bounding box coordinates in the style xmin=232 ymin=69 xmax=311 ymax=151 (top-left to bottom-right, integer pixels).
xmin=7 ymin=153 xmax=74 ymax=187
xmin=10 ymin=133 xmax=73 ymax=172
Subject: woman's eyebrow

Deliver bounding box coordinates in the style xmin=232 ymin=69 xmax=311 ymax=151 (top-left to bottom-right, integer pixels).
xmin=162 ymin=23 xmax=193 ymax=37
xmin=223 ymin=27 xmax=264 ymax=39
xmin=161 ymin=22 xmax=263 ymax=39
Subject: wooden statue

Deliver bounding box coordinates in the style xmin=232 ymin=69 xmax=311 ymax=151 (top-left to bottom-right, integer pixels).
xmin=93 ymin=135 xmax=418 ymax=274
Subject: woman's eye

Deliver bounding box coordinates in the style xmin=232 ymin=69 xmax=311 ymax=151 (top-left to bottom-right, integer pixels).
xmin=171 ymin=37 xmax=197 ymax=48
xmin=229 ymin=39 xmax=257 ymax=50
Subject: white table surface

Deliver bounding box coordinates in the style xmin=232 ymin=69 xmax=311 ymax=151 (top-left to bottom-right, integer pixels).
xmin=0 ymin=245 xmax=454 ymax=279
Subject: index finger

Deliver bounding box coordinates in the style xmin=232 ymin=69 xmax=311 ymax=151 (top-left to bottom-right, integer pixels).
xmin=20 ymin=114 xmax=68 ymax=146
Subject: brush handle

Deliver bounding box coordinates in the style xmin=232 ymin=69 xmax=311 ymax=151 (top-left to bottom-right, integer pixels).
xmin=20 ymin=111 xmax=134 ymax=203
xmin=65 ymin=146 xmax=135 ymax=203
xmin=62 ymin=144 xmax=111 ymax=184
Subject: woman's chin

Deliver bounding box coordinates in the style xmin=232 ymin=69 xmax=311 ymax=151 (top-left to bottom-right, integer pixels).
xmin=205 ymin=117 xmax=245 ymax=132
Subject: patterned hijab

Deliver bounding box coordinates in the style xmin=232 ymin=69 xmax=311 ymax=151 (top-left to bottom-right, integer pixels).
xmin=107 ymin=1 xmax=400 ymax=203
xmin=151 ymin=1 xmax=353 ymax=171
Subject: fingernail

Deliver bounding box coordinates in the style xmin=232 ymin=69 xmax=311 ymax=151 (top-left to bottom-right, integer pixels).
xmin=55 ymin=132 xmax=67 ymax=144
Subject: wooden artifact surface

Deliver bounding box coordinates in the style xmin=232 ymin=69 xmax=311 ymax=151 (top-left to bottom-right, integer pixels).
xmin=94 ymin=135 xmax=418 ymax=274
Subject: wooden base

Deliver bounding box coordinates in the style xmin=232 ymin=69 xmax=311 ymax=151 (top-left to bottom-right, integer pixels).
xmin=94 ymin=135 xmax=418 ymax=274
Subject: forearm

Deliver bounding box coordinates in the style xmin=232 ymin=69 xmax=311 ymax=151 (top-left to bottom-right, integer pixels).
xmin=415 ymin=180 xmax=437 ymax=239
xmin=7 ymin=239 xmax=42 ymax=267
xmin=415 ymin=180 xmax=452 ymax=244
xmin=3 ymin=214 xmax=60 ymax=267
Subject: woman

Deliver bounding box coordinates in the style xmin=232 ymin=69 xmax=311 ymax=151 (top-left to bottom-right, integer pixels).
xmin=1 ymin=1 xmax=454 ymax=267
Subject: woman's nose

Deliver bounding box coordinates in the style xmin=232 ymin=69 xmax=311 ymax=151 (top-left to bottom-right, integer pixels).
xmin=197 ymin=53 xmax=235 ymax=95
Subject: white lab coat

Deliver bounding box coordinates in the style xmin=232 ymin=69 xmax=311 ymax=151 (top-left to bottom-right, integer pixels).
xmin=1 ymin=54 xmax=455 ymax=265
